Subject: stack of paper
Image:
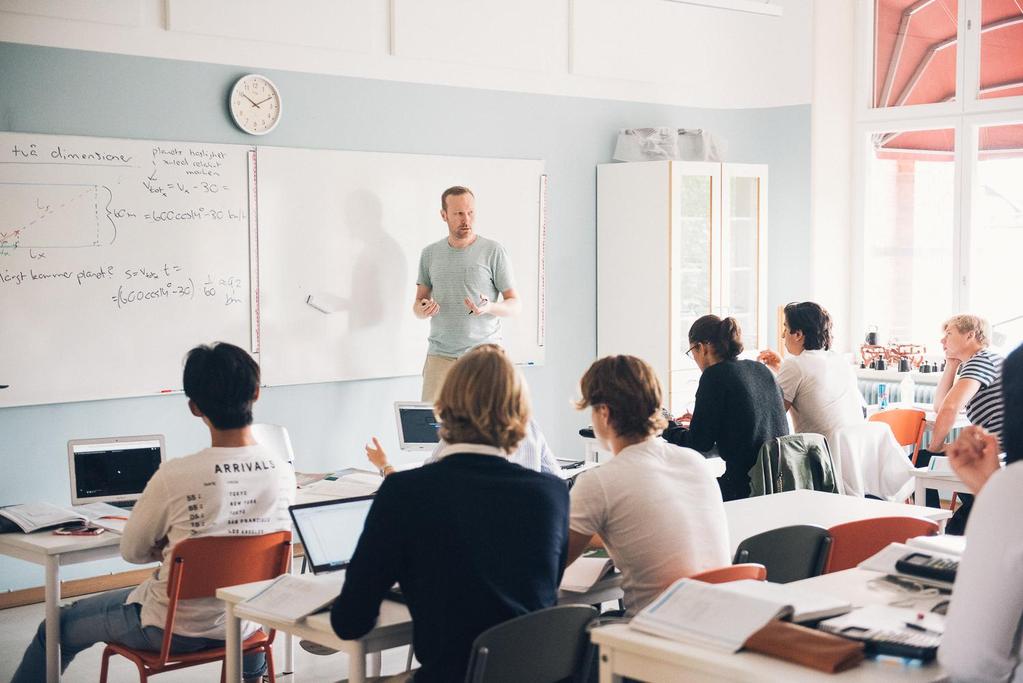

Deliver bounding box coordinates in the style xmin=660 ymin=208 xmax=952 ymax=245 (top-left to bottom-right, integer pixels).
xmin=304 ymin=471 xmax=381 ymax=499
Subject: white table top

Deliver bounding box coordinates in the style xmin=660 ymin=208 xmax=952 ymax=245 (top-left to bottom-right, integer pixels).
xmin=591 ymin=568 xmax=947 ymax=682
xmin=218 ymin=572 xmax=412 ymax=653
xmin=0 ymin=527 xmax=121 ymax=558
xmin=724 ymin=490 xmax=952 ymax=554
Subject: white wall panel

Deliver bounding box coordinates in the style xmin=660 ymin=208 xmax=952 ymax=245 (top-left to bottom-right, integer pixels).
xmin=0 ymin=0 xmax=138 ymax=26
xmin=571 ymin=0 xmax=812 ymax=108
xmin=166 ymin=0 xmax=379 ymax=53
xmin=392 ymin=0 xmax=557 ymax=72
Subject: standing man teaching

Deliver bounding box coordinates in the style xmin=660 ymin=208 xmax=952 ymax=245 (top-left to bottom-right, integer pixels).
xmin=414 ymin=186 xmax=520 ymax=401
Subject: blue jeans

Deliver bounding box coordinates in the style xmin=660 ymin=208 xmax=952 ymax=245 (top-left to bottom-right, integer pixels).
xmin=11 ymin=587 xmax=266 ymax=682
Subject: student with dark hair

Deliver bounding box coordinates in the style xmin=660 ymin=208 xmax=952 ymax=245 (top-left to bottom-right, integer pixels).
xmin=12 ymin=342 xmax=294 ymax=683
xmin=662 ymin=315 xmax=789 ymax=500
xmin=939 ymin=343 xmax=1023 ymax=680
xmin=567 ymin=355 xmax=729 ymax=615
xmin=758 ymin=301 xmax=863 ymax=448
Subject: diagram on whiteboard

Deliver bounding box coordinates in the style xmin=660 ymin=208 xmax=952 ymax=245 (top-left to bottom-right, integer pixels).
xmin=0 ymin=131 xmax=255 ymax=408
xmin=0 ymin=182 xmax=116 ymax=255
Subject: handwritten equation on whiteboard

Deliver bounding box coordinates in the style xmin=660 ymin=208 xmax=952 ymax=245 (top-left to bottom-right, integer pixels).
xmin=0 ymin=132 xmax=254 ymax=407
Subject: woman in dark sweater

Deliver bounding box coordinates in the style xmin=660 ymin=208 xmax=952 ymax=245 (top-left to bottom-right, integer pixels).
xmin=662 ymin=315 xmax=789 ymax=500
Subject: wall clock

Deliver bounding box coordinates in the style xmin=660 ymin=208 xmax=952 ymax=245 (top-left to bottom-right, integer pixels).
xmin=229 ymin=74 xmax=282 ymax=135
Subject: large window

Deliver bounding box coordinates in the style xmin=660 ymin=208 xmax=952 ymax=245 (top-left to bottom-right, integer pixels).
xmin=858 ymin=0 xmax=1023 ymax=355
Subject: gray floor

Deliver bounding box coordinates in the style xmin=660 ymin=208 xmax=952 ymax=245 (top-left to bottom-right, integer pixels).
xmin=0 ymin=597 xmax=416 ymax=682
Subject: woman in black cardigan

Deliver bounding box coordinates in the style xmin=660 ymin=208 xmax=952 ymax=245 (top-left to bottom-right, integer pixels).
xmin=662 ymin=315 xmax=789 ymax=500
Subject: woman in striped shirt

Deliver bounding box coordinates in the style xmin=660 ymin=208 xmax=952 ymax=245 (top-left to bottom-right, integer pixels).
xmin=919 ymin=314 xmax=1004 ymax=533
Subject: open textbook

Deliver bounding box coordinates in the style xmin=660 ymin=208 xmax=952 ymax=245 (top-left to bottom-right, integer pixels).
xmin=630 ymin=579 xmax=851 ymax=653
xmin=237 ymin=573 xmax=342 ymax=624
xmin=0 ymin=501 xmax=130 ymax=533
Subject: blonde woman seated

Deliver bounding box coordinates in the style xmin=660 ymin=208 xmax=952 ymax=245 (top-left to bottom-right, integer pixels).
xmin=566 ymin=355 xmax=729 ymax=616
xmin=331 ymin=345 xmax=568 ymax=683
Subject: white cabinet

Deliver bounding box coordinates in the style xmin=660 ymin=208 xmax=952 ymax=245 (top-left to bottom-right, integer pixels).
xmin=597 ymin=160 xmax=768 ymax=416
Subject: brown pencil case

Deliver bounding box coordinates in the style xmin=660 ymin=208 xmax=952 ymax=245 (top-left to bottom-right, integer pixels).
xmin=744 ymin=620 xmax=865 ymax=673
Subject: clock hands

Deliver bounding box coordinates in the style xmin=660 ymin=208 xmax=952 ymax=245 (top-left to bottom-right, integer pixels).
xmin=253 ymin=96 xmax=274 ymax=108
xmin=241 ymin=93 xmax=259 ymax=107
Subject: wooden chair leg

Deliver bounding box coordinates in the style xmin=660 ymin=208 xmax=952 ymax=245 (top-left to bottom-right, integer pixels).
xmin=266 ymin=644 xmax=276 ymax=680
xmin=99 ymin=648 xmax=114 ymax=683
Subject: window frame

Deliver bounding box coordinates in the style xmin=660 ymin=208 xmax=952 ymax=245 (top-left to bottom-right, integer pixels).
xmin=853 ymin=0 xmax=1023 ymax=349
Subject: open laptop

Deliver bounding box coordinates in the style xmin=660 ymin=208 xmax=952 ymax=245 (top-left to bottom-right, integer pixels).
xmin=290 ymin=496 xmax=376 ymax=574
xmin=394 ymin=401 xmax=441 ymax=451
xmin=68 ymin=435 xmax=165 ymax=508
xmin=290 ymin=495 xmax=406 ymax=603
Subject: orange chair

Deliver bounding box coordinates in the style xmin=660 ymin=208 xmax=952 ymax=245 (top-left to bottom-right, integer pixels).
xmin=691 ymin=563 xmax=768 ymax=584
xmin=824 ymin=517 xmax=938 ymax=573
xmin=99 ymin=531 xmax=292 ymax=683
xmin=869 ymin=409 xmax=927 ymax=464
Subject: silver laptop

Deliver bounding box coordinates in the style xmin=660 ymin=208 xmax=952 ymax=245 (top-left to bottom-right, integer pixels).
xmin=394 ymin=401 xmax=441 ymax=451
xmin=68 ymin=435 xmax=165 ymax=507
xmin=289 ymin=496 xmax=375 ymax=574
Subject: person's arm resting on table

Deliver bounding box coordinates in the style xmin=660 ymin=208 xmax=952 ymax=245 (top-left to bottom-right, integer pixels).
xmin=929 ymin=378 xmax=980 ymax=452
xmin=331 ymin=478 xmax=402 ymax=639
xmin=120 ymin=469 xmax=170 ymax=564
xmin=664 ymin=380 xmax=720 ymax=452
xmin=565 ymin=470 xmax=607 ymax=566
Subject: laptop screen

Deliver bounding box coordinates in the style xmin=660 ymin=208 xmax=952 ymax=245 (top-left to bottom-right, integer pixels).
xmin=290 ymin=496 xmax=375 ymax=573
xmin=395 ymin=402 xmax=441 ymax=451
xmin=68 ymin=436 xmax=164 ymax=505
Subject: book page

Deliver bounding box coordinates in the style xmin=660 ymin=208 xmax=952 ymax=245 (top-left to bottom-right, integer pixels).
xmin=630 ymin=579 xmax=789 ymax=652
xmin=0 ymin=502 xmax=84 ymax=532
xmin=560 ymin=555 xmax=614 ymax=592
xmin=239 ymin=574 xmax=340 ymax=623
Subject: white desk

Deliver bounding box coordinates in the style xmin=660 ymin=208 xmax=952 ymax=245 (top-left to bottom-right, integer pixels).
xmin=218 ymin=572 xmax=625 ymax=682
xmin=591 ymin=568 xmax=947 ymax=682
xmin=912 ymin=470 xmax=970 ymax=508
xmin=0 ymin=531 xmax=127 ymax=683
xmin=0 ymin=487 xmax=337 ymax=683
xmin=724 ymin=490 xmax=953 ymax=554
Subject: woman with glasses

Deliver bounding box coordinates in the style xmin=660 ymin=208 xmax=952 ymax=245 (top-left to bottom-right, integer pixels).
xmin=757 ymin=301 xmax=863 ymax=449
xmin=662 ymin=315 xmax=788 ymax=500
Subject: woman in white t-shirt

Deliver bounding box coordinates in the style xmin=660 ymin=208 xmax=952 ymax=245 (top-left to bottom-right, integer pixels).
xmin=757 ymin=301 xmax=863 ymax=448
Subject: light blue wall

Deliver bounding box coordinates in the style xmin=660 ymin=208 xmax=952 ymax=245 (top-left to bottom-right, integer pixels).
xmin=0 ymin=42 xmax=810 ymax=591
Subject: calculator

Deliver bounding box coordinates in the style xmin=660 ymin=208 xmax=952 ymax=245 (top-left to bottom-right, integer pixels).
xmin=827 ymin=625 xmax=939 ymax=661
xmin=895 ymin=552 xmax=958 ymax=584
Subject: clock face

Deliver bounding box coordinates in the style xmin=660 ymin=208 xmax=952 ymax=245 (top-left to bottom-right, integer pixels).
xmin=230 ymin=75 xmax=282 ymax=135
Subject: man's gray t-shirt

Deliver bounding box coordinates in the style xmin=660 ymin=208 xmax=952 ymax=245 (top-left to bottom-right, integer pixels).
xmin=417 ymin=235 xmax=515 ymax=358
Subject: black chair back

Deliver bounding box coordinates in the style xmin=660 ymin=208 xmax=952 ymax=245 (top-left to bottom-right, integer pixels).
xmin=465 ymin=605 xmax=598 ymax=683
xmin=733 ymin=524 xmax=832 ymax=583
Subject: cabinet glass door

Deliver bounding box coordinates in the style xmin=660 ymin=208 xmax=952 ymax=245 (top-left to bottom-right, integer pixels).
xmin=721 ymin=166 xmax=765 ymax=350
xmin=670 ymin=164 xmax=719 ymax=414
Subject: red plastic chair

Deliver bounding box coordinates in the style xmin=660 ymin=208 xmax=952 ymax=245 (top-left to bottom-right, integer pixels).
xmin=869 ymin=409 xmax=927 ymax=464
xmin=99 ymin=531 xmax=292 ymax=682
xmin=690 ymin=563 xmax=768 ymax=584
xmin=824 ymin=517 xmax=938 ymax=573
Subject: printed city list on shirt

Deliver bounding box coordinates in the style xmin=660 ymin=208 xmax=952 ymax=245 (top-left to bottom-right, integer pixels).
xmin=180 ymin=454 xmax=292 ymax=537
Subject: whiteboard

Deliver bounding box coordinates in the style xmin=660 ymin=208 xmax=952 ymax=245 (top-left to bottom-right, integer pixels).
xmin=256 ymin=146 xmax=545 ymax=387
xmin=0 ymin=132 xmax=254 ymax=407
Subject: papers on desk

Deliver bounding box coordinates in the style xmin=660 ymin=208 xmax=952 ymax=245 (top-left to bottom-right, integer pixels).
xmin=560 ymin=551 xmax=615 ymax=592
xmin=239 ymin=574 xmax=340 ymax=624
xmin=710 ymin=580 xmax=852 ymax=624
xmin=303 ymin=471 xmax=381 ymax=499
xmin=631 ymin=579 xmax=796 ymax=653
xmin=72 ymin=502 xmax=132 ymax=533
xmin=906 ymin=534 xmax=966 ymax=557
xmin=858 ymin=542 xmax=957 ymax=589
